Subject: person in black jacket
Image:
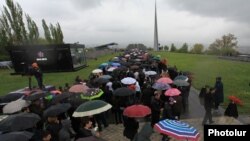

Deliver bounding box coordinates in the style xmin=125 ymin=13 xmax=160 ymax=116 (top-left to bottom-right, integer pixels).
xmin=224 ymin=100 xmax=239 ymax=119
xmin=150 ymin=91 xmax=163 ymax=127
xmin=31 ymin=62 xmax=44 ymax=89
xmin=123 ymin=117 xmax=139 ymax=141
xmin=202 ymin=87 xmax=215 ymax=125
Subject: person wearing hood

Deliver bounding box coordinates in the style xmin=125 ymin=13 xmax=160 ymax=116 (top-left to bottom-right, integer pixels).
xmin=133 ymin=123 xmax=152 ymax=141
xmin=59 ymin=119 xmax=75 ymax=141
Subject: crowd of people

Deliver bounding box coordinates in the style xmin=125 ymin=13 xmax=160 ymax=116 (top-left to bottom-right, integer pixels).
xmin=1 ymin=49 xmax=239 ymax=141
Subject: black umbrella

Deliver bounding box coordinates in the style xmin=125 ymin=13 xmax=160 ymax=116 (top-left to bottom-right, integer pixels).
xmin=0 ymin=113 xmax=40 ymax=132
xmin=50 ymin=92 xmax=71 ymax=105
xmin=23 ymin=91 xmax=48 ymax=101
xmin=76 ymin=136 xmax=106 ymax=141
xmin=0 ymin=93 xmax=23 ymax=103
xmin=0 ymin=131 xmax=33 ymax=141
xmin=66 ymin=93 xmax=87 ymax=108
xmin=43 ymin=103 xmax=71 ymax=117
xmin=113 ymin=87 xmax=134 ymax=97
xmin=94 ymin=77 xmax=109 ymax=84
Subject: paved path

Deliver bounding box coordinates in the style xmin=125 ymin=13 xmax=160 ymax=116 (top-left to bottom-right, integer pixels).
xmin=98 ymin=87 xmax=249 ymax=141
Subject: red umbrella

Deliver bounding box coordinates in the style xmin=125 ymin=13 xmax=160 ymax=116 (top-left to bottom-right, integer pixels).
xmin=69 ymin=84 xmax=89 ymax=93
xmin=157 ymin=77 xmax=173 ymax=84
xmin=165 ymin=88 xmax=181 ymax=96
xmin=123 ymin=104 xmax=151 ymax=118
xmin=228 ymin=95 xmax=243 ymax=105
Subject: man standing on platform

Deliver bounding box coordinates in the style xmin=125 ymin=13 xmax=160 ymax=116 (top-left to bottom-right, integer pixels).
xmin=31 ymin=62 xmax=44 ymax=89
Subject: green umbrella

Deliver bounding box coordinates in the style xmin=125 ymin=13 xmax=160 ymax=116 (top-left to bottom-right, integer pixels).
xmin=80 ymin=88 xmax=104 ymax=100
xmin=72 ymin=100 xmax=112 ymax=117
xmin=173 ymin=79 xmax=190 ymax=87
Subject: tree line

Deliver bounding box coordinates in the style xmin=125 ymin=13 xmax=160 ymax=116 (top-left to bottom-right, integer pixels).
xmin=127 ymin=33 xmax=239 ymax=56
xmin=0 ymin=0 xmax=64 ymax=60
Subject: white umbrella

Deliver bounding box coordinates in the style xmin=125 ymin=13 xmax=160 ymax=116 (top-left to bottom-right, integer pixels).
xmin=3 ymin=98 xmax=31 ymax=114
xmin=107 ymin=67 xmax=117 ymax=72
xmin=92 ymin=69 xmax=103 ymax=74
xmin=121 ymin=77 xmax=136 ymax=85
xmin=145 ymin=71 xmax=157 ymax=76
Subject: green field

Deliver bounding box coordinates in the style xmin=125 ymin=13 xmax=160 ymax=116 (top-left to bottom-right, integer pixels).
xmin=152 ymin=52 xmax=250 ymax=114
xmin=1 ymin=52 xmax=250 ymax=114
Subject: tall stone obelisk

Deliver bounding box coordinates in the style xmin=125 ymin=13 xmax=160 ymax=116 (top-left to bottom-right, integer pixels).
xmin=154 ymin=0 xmax=159 ymax=51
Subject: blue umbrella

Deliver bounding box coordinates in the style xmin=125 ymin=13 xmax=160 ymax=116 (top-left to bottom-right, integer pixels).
xmin=98 ymin=63 xmax=109 ymax=69
xmin=111 ymin=62 xmax=121 ymax=67
xmin=154 ymin=119 xmax=200 ymax=141
xmin=152 ymin=82 xmax=171 ymax=90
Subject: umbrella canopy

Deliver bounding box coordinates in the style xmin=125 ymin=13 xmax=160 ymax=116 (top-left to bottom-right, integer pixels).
xmin=228 ymin=95 xmax=243 ymax=105
xmin=94 ymin=77 xmax=109 ymax=84
xmin=43 ymin=103 xmax=71 ymax=117
xmin=66 ymin=93 xmax=87 ymax=108
xmin=3 ymin=98 xmax=31 ymax=114
xmin=73 ymin=100 xmax=112 ymax=117
xmin=157 ymin=77 xmax=173 ymax=84
xmin=113 ymin=87 xmax=134 ymax=97
xmin=69 ymin=84 xmax=89 ymax=93
xmin=121 ymin=77 xmax=136 ymax=85
xmin=111 ymin=62 xmax=121 ymax=67
xmin=107 ymin=67 xmax=117 ymax=72
xmin=23 ymin=91 xmax=47 ymax=101
xmin=152 ymin=82 xmax=171 ymax=90
xmin=174 ymin=75 xmax=189 ymax=81
xmin=99 ymin=75 xmax=112 ymax=80
xmin=81 ymin=88 xmax=104 ymax=100
xmin=173 ymin=80 xmax=190 ymax=87
xmin=98 ymin=63 xmax=109 ymax=68
xmin=0 ymin=113 xmax=40 ymax=132
xmin=0 ymin=93 xmax=23 ymax=103
xmin=50 ymin=92 xmax=71 ymax=105
xmin=123 ymin=105 xmax=151 ymax=118
xmin=0 ymin=131 xmax=33 ymax=141
xmin=92 ymin=69 xmax=103 ymax=74
xmin=76 ymin=136 xmax=106 ymax=141
xmin=165 ymin=88 xmax=181 ymax=97
xmin=144 ymin=71 xmax=157 ymax=76
xmin=154 ymin=119 xmax=200 ymax=141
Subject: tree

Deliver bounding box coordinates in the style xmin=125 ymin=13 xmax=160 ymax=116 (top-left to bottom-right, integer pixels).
xmin=178 ymin=43 xmax=188 ymax=53
xmin=42 ymin=19 xmax=52 ymax=43
xmin=163 ymin=45 xmax=169 ymax=51
xmin=190 ymin=43 xmax=204 ymax=54
xmin=170 ymin=43 xmax=177 ymax=52
xmin=26 ymin=14 xmax=39 ymax=43
xmin=208 ymin=33 xmax=238 ymax=56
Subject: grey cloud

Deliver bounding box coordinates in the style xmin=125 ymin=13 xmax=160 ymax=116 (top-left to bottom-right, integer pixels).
xmin=166 ymin=0 xmax=250 ymax=23
xmin=70 ymin=0 xmax=102 ymax=10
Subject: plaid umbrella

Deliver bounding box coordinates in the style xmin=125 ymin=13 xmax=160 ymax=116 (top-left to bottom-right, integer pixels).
xmin=0 ymin=131 xmax=33 ymax=141
xmin=3 ymin=98 xmax=31 ymax=114
xmin=80 ymin=88 xmax=104 ymax=100
xmin=154 ymin=119 xmax=200 ymax=141
xmin=73 ymin=100 xmax=112 ymax=117
xmin=69 ymin=84 xmax=89 ymax=93
xmin=0 ymin=113 xmax=40 ymax=132
xmin=123 ymin=105 xmax=151 ymax=118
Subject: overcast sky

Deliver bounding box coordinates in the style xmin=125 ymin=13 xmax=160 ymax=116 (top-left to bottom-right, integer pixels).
xmin=1 ymin=0 xmax=250 ymax=49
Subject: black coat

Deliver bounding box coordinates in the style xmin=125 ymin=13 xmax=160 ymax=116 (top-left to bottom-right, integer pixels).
xmin=123 ymin=117 xmax=139 ymax=140
xmin=214 ymin=81 xmax=224 ymax=103
xmin=224 ymin=103 xmax=238 ymax=118
xmin=204 ymin=92 xmax=214 ymax=109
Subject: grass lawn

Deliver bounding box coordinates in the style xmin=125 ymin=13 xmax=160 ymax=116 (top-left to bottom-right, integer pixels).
xmin=0 ymin=53 xmax=118 ymax=96
xmin=152 ymin=52 xmax=250 ymax=114
xmin=1 ymin=52 xmax=250 ymax=114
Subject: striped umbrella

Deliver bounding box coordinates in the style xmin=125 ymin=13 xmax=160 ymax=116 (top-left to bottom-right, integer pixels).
xmin=154 ymin=119 xmax=200 ymax=141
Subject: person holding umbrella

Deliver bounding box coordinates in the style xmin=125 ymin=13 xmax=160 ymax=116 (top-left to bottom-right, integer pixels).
xmin=123 ymin=117 xmax=139 ymax=141
xmin=150 ymin=91 xmax=163 ymax=127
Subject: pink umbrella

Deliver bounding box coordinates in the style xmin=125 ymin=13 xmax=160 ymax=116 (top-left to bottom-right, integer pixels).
xmin=165 ymin=88 xmax=181 ymax=96
xmin=123 ymin=105 xmax=151 ymax=118
xmin=69 ymin=84 xmax=89 ymax=93
xmin=157 ymin=77 xmax=173 ymax=84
